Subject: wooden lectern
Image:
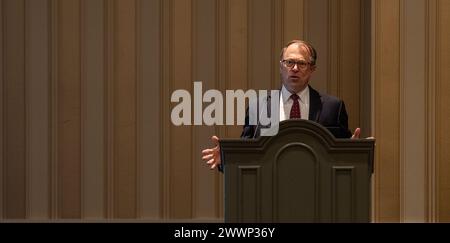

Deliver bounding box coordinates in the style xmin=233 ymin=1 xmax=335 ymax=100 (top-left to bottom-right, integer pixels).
xmin=220 ymin=120 xmax=374 ymax=223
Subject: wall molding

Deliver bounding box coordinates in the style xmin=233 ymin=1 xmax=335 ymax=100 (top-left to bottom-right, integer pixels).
xmin=104 ymin=0 xmax=114 ymax=219
xmin=136 ymin=0 xmax=142 ymax=219
xmin=216 ymin=0 xmax=227 ymax=218
xmin=426 ymin=0 xmax=437 ymax=222
xmin=0 ymin=0 xmax=4 ymax=220
xmin=161 ymin=0 xmax=172 ymax=219
xmin=25 ymin=0 xmax=30 ymax=219
xmin=399 ymin=0 xmax=405 ymax=222
xmin=80 ymin=0 xmax=86 ymax=219
xmin=50 ymin=0 xmax=58 ymax=219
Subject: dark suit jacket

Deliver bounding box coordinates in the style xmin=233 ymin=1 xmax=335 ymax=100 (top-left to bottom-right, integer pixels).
xmin=240 ymin=85 xmax=352 ymax=139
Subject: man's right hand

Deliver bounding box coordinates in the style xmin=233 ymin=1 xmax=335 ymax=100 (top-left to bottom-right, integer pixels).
xmin=201 ymin=136 xmax=221 ymax=170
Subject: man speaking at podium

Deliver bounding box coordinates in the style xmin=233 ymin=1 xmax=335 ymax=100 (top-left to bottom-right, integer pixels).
xmin=202 ymin=40 xmax=361 ymax=170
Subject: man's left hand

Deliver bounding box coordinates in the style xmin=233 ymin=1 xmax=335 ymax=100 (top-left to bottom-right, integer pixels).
xmin=351 ymin=128 xmax=361 ymax=139
xmin=351 ymin=128 xmax=375 ymax=139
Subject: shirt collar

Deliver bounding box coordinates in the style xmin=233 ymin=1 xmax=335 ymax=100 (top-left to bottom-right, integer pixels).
xmin=281 ymin=84 xmax=309 ymax=104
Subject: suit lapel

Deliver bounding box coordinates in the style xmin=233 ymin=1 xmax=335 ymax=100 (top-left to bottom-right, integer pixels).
xmin=265 ymin=89 xmax=281 ymax=119
xmin=308 ymin=85 xmax=322 ymax=122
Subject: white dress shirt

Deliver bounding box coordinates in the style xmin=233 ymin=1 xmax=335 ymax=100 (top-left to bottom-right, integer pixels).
xmin=279 ymin=84 xmax=310 ymax=121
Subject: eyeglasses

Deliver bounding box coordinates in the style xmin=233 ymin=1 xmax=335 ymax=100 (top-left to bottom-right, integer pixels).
xmin=281 ymin=59 xmax=311 ymax=70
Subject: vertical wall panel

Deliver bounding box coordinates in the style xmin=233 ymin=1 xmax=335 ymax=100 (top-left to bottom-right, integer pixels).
xmin=58 ymin=0 xmax=81 ymax=219
xmin=360 ymin=0 xmax=372 ymax=138
xmin=401 ymin=0 xmax=426 ymax=222
xmin=426 ymin=0 xmax=437 ymax=222
xmin=27 ymin=0 xmax=50 ymax=219
xmin=135 ymin=0 xmax=141 ymax=219
xmin=272 ymin=0 xmax=283 ymax=89
xmin=4 ymin=0 xmax=26 ymax=219
xmin=284 ymin=0 xmax=304 ymax=43
xmin=216 ymin=0 xmax=227 ymax=218
xmin=327 ymin=0 xmax=339 ymax=95
xmin=249 ymin=0 xmax=272 ymax=90
xmin=437 ymin=0 xmax=450 ymax=222
xmin=114 ymin=0 xmax=137 ymax=218
xmin=340 ymin=0 xmax=361 ymax=131
xmin=50 ymin=0 xmax=58 ymax=219
xmin=161 ymin=0 xmax=171 ymax=219
xmin=105 ymin=0 xmax=114 ymax=219
xmin=307 ymin=0 xmax=329 ymax=94
xmin=83 ymin=0 xmax=105 ymax=219
xmin=169 ymin=0 xmax=192 ymax=219
xmin=373 ymin=0 xmax=401 ymax=222
xmin=226 ymin=0 xmax=247 ymax=138
xmin=192 ymin=0 xmax=218 ymax=219
xmin=139 ymin=0 xmax=162 ymax=219
xmin=0 ymin=0 xmax=4 ymax=220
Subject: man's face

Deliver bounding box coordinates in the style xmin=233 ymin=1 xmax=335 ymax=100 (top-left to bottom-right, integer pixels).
xmin=280 ymin=43 xmax=316 ymax=94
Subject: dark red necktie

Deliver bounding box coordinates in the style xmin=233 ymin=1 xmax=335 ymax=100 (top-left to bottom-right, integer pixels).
xmin=290 ymin=94 xmax=301 ymax=119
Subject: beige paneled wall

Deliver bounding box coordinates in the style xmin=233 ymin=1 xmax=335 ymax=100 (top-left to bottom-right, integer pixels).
xmin=1 ymin=0 xmax=368 ymax=220
xmin=373 ymin=0 xmax=401 ymax=222
xmin=372 ymin=0 xmax=450 ymax=222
